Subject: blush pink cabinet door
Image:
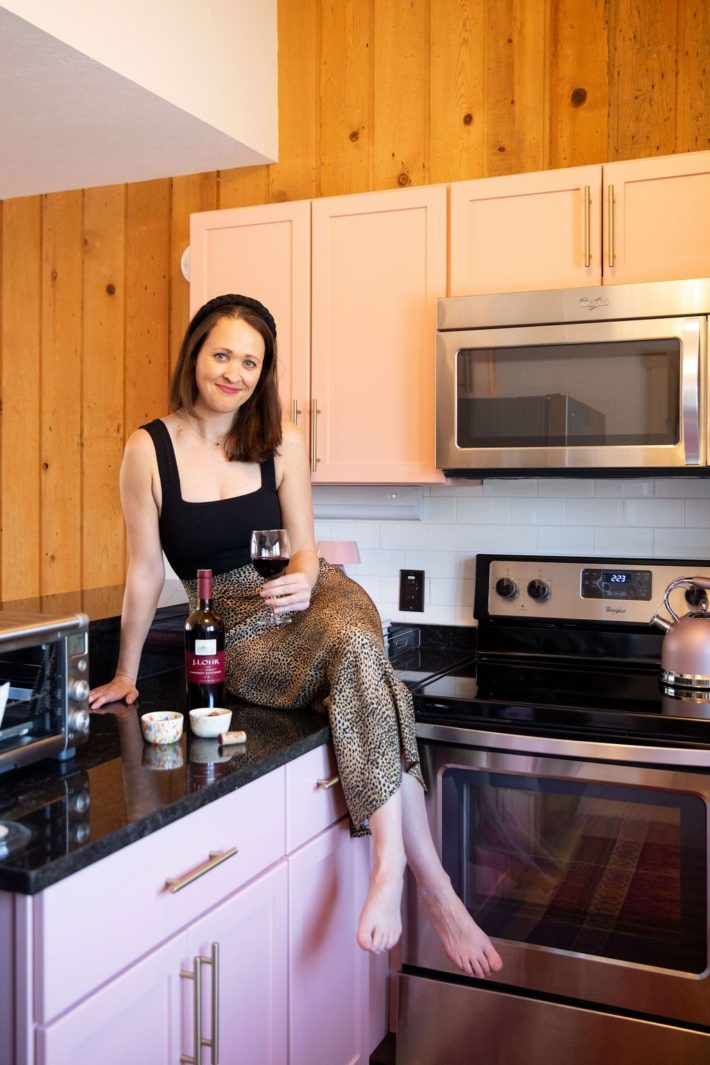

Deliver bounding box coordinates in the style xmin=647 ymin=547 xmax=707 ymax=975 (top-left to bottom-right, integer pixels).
xmin=37 ymin=932 xmax=186 ymax=1065
xmin=288 ymin=819 xmax=371 ymax=1065
xmin=449 ymin=165 xmax=603 ymax=294
xmin=311 ymin=185 xmax=447 ymax=484
xmin=189 ymin=861 xmax=288 ymax=1065
xmin=190 ymin=201 xmax=311 ymax=425
xmin=602 ymin=150 xmax=710 ymax=285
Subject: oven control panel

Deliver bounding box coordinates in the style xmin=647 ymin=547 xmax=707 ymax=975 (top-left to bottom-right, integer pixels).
xmin=485 ymin=559 xmax=710 ymax=624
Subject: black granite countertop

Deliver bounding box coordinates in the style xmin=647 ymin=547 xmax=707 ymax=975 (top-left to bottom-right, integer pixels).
xmin=0 ymin=668 xmax=328 ymax=895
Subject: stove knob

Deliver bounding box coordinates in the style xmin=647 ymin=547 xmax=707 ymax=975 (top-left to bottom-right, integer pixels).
xmin=495 ymin=577 xmax=519 ymax=600
xmin=70 ymin=709 xmax=90 ymax=734
xmin=527 ymin=579 xmax=551 ymax=602
xmin=685 ymin=586 xmax=708 ymax=609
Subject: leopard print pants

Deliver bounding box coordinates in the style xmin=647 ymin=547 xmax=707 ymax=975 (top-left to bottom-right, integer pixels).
xmin=182 ymin=559 xmax=424 ymax=835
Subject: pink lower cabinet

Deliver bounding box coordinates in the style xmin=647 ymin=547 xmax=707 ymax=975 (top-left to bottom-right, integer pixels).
xmin=288 ymin=820 xmax=371 ymax=1065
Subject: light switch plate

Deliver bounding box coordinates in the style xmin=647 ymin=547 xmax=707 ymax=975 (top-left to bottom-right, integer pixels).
xmin=399 ymin=570 xmax=425 ymax=612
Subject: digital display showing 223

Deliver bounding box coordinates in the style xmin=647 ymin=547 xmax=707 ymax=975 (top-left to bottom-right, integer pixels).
xmin=581 ymin=568 xmax=652 ymax=601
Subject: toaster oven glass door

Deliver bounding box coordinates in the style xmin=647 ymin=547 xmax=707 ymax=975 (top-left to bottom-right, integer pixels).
xmin=0 ymin=642 xmax=63 ymax=749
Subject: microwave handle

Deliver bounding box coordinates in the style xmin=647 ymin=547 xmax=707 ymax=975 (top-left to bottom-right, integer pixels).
xmin=681 ymin=318 xmax=702 ymax=465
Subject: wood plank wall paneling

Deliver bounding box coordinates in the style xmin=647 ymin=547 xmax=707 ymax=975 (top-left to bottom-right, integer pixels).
xmin=1 ymin=198 xmax=42 ymax=599
xmin=82 ymin=185 xmax=126 ymax=590
xmin=0 ymin=0 xmax=708 ymax=599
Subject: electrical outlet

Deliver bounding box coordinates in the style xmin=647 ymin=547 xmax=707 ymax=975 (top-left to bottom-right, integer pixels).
xmin=399 ymin=569 xmax=425 ymax=612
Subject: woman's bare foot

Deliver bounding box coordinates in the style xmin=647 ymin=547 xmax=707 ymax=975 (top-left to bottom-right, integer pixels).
xmin=420 ymin=883 xmax=503 ymax=978
xmin=356 ymin=864 xmax=405 ymax=954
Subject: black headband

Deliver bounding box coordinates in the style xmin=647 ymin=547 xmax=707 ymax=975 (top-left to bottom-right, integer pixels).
xmin=188 ymin=293 xmax=277 ymax=339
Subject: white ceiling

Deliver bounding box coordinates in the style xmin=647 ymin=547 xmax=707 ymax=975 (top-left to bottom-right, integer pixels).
xmin=0 ymin=6 xmax=276 ymax=200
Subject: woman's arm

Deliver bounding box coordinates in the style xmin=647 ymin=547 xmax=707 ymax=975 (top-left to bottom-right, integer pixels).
xmin=88 ymin=429 xmax=166 ymax=708
xmin=265 ymin=422 xmax=319 ymax=613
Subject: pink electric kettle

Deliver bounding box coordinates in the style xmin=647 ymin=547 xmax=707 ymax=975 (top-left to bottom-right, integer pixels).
xmin=651 ymin=576 xmax=710 ymax=689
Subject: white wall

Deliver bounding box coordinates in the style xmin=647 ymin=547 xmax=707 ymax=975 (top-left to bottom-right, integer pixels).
xmin=313 ymin=478 xmax=710 ymax=627
xmin=2 ymin=0 xmax=277 ymax=157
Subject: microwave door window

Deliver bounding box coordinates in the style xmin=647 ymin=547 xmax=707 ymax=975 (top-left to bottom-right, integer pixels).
xmin=456 ymin=338 xmax=680 ymax=449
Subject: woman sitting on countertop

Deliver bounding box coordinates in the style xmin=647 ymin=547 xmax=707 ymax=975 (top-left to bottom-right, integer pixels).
xmin=88 ymin=292 xmax=503 ymax=979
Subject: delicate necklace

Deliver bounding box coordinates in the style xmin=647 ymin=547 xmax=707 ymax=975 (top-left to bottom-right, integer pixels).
xmin=178 ymin=410 xmax=226 ymax=449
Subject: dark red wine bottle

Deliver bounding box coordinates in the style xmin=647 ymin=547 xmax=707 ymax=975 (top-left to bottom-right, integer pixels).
xmin=184 ymin=569 xmax=225 ymax=710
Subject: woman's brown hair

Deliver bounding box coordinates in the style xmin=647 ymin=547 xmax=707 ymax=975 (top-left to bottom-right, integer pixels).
xmin=169 ymin=295 xmax=282 ymax=462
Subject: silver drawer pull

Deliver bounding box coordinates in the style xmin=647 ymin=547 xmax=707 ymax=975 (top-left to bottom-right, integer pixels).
xmin=316 ymin=774 xmax=340 ymax=791
xmin=165 ymin=847 xmax=238 ymax=893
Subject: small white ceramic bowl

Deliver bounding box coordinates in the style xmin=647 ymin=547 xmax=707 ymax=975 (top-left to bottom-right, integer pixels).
xmin=189 ymin=707 xmax=233 ymax=739
xmin=140 ymin=710 xmax=184 ymax=745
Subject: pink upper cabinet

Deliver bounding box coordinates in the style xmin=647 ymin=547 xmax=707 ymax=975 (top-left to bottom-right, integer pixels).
xmin=311 ymin=185 xmax=447 ymax=483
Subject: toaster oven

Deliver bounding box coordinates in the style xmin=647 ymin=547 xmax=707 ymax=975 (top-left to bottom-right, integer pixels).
xmin=0 ymin=611 xmax=90 ymax=774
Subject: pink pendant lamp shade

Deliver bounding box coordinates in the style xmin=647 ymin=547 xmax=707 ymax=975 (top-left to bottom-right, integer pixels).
xmin=317 ymin=540 xmax=362 ymax=569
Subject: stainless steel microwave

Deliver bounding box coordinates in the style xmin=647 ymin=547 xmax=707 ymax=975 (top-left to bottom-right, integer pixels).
xmin=436 ymin=277 xmax=710 ymax=476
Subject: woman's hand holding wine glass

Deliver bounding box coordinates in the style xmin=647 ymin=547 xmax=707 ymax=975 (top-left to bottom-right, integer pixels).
xmin=251 ymin=528 xmax=312 ymax=625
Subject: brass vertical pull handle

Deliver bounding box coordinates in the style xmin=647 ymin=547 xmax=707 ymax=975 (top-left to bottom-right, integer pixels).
xmin=180 ymin=956 xmax=202 ymax=1064
xmin=583 ymin=185 xmax=591 ymax=268
xmin=291 ymin=398 xmax=301 ymax=426
xmin=198 ymin=942 xmax=220 ymax=1064
xmin=310 ymin=398 xmax=320 ymax=473
xmin=607 ymin=184 xmax=615 ymax=268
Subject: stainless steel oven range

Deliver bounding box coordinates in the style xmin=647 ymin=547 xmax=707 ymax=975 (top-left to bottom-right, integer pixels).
xmin=396 ymin=554 xmax=710 ymax=1065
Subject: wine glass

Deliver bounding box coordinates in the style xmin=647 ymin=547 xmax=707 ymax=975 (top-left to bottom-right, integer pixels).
xmin=250 ymin=528 xmax=292 ymax=626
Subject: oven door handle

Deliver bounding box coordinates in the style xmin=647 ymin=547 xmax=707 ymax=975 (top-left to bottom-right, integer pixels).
xmin=681 ymin=317 xmax=702 ymax=465
xmin=417 ymin=721 xmax=710 ymax=769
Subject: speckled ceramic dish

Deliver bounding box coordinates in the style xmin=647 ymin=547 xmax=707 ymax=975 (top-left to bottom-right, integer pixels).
xmin=189 ymin=707 xmax=232 ymax=738
xmin=140 ymin=710 xmax=184 ymax=745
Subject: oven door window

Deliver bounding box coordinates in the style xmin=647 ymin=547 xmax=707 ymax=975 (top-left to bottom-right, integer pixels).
xmin=456 ymin=338 xmax=680 ymax=449
xmin=441 ymin=768 xmax=706 ymax=973
xmin=0 ymin=643 xmax=63 ymax=747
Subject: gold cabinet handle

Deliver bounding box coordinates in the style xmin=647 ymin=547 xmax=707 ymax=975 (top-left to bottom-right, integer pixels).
xmin=316 ymin=774 xmax=340 ymax=790
xmin=199 ymin=942 xmax=220 ymax=1064
xmin=607 ymin=184 xmax=615 ymax=268
xmin=310 ymin=398 xmax=321 ymax=473
xmin=180 ymin=956 xmax=202 ymax=1065
xmin=291 ymin=398 xmax=301 ymax=426
xmin=165 ymin=847 xmax=238 ymax=894
xmin=583 ymin=185 xmax=591 ymax=268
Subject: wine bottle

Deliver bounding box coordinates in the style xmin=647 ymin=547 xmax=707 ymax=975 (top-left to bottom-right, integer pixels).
xmin=184 ymin=568 xmax=225 ymax=710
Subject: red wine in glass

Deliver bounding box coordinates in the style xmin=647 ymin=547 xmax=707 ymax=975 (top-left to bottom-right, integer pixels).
xmin=250 ymin=529 xmax=292 ymax=625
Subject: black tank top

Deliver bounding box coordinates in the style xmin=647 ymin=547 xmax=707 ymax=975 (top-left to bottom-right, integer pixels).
xmin=141 ymin=419 xmax=283 ymax=579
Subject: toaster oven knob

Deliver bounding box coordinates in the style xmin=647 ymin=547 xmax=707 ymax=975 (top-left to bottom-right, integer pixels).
xmin=69 ymin=679 xmax=90 ymax=703
xmin=527 ymin=579 xmax=551 ymax=602
xmin=495 ymin=577 xmax=519 ymax=600
xmin=70 ymin=709 xmax=90 ymax=734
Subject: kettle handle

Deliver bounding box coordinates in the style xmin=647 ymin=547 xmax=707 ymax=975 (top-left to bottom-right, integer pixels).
xmin=662 ymin=576 xmax=710 ymax=622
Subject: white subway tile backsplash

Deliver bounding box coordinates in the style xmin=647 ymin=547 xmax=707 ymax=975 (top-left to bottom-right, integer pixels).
xmin=312 ymin=479 xmax=710 ymax=627
xmin=483 ymin=479 xmax=538 ymax=496
xmin=654 ymin=478 xmax=710 ymax=498
xmin=477 ymin=525 xmax=540 ymax=553
xmin=593 ymin=527 xmax=654 ymax=555
xmin=566 ymin=498 xmax=624 ymax=526
xmin=380 ymin=522 xmax=432 ymax=550
xmin=538 ymin=479 xmax=595 ymax=497
xmin=510 ymin=498 xmax=566 ymax=525
xmin=624 ymin=498 xmax=684 ymax=527
xmin=419 ymin=497 xmax=457 ymax=522
xmin=358 ymin=549 xmax=405 ymax=576
xmin=685 ymin=500 xmax=710 ymax=527
xmin=653 ymin=528 xmax=710 ymax=557
xmin=538 ymin=526 xmax=595 ymax=554
xmin=456 ymin=497 xmax=510 ymax=523
xmin=595 ymin=479 xmax=655 ymax=498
